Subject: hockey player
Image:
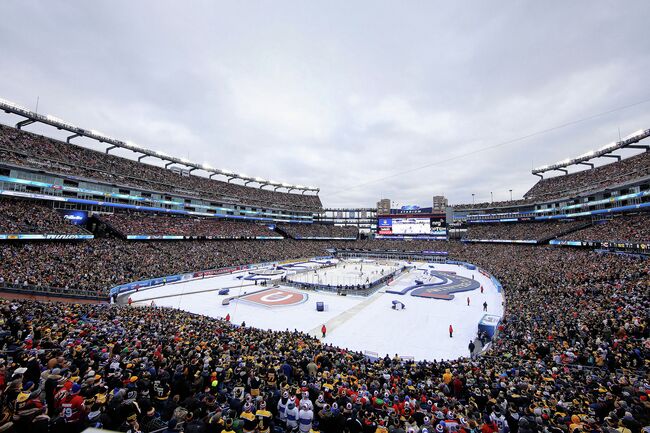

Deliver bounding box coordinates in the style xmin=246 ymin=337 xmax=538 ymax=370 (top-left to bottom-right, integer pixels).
xmin=449 ymin=324 xmax=454 ymax=338
xmin=483 ymin=302 xmax=488 ymax=312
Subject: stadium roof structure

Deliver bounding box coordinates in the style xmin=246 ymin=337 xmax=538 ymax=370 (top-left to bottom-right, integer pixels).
xmin=532 ymin=128 xmax=650 ymax=178
xmin=0 ymin=98 xmax=319 ymax=194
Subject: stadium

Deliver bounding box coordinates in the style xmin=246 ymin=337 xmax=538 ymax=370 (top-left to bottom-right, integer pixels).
xmin=0 ymin=3 xmax=649 ymax=433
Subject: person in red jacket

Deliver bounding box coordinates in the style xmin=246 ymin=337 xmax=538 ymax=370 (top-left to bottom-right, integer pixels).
xmin=60 ymin=383 xmax=85 ymax=428
xmin=321 ymin=324 xmax=327 ymax=338
xmin=449 ymin=324 xmax=453 ymax=338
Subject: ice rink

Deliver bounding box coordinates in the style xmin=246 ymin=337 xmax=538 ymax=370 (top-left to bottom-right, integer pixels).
xmin=126 ymin=259 xmax=504 ymax=361
xmin=286 ymin=259 xmax=401 ymax=287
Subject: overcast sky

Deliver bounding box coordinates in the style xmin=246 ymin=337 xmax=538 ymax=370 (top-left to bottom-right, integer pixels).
xmin=1 ymin=1 xmax=649 ymax=208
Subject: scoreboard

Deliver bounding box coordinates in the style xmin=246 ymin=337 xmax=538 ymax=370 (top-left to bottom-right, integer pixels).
xmin=377 ymin=207 xmax=446 ymax=239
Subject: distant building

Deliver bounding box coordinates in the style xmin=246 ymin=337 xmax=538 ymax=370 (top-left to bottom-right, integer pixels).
xmin=377 ymin=199 xmax=391 ymax=215
xmin=432 ymin=195 xmax=448 ymax=211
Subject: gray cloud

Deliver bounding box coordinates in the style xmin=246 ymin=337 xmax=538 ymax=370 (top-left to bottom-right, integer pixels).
xmin=1 ymin=0 xmax=649 ymax=208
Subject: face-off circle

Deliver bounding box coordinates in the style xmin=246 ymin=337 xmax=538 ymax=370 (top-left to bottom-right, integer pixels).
xmin=238 ymin=288 xmax=308 ymax=307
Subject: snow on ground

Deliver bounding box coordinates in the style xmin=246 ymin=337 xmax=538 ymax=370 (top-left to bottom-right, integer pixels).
xmin=128 ymin=260 xmax=503 ymax=361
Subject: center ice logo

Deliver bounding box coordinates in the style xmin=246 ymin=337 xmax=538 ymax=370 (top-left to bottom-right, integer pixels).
xmin=239 ymin=288 xmax=308 ymax=307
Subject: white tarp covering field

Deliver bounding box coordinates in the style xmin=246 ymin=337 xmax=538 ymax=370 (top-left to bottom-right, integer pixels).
xmin=127 ymin=259 xmax=504 ymax=361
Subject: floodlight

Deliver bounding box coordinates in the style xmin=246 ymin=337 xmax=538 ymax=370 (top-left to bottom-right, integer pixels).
xmin=625 ymin=129 xmax=645 ymax=139
xmin=0 ymin=98 xmax=20 ymax=109
xmin=46 ymin=114 xmax=64 ymax=123
xmin=91 ymin=129 xmax=108 ymax=138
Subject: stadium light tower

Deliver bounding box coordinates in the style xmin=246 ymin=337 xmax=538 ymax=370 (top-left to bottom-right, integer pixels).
xmin=509 ymin=189 xmax=513 ymax=201
xmin=472 ymin=193 xmax=475 ymax=205
xmin=490 ymin=192 xmax=493 ymax=203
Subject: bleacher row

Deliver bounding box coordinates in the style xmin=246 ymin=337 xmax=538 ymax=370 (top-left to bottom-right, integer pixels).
xmin=0 ymin=198 xmax=358 ymax=240
xmin=0 ymin=124 xmax=322 ymax=212
xmin=0 ymin=205 xmax=648 ymax=297
xmin=0 ymin=199 xmax=89 ymax=235
xmin=452 ymin=150 xmax=650 ymax=209
xmin=462 ymin=215 xmax=650 ymax=243
xmin=463 ymin=220 xmax=588 ymax=242
xmin=3 ymin=198 xmax=650 ymax=244
xmin=525 ymin=151 xmax=650 ymax=201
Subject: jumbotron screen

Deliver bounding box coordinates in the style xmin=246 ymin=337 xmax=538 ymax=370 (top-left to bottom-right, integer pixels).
xmin=377 ymin=216 xmax=446 ymax=236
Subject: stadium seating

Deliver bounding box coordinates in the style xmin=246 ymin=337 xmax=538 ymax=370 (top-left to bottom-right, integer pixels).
xmin=0 ymin=183 xmax=648 ymax=433
xmin=525 ymin=151 xmax=650 ymax=201
xmin=99 ymin=212 xmax=278 ymax=239
xmin=464 ymin=220 xmax=588 ymax=242
xmin=276 ymin=223 xmax=359 ymax=239
xmin=452 ymin=152 xmax=650 ymax=210
xmin=0 ymin=238 xmax=337 ymax=294
xmin=0 ymin=243 xmax=647 ymax=433
xmin=0 ymin=124 xmax=322 ymax=211
xmin=558 ymin=212 xmax=650 ymax=243
xmin=0 ymin=198 xmax=89 ymax=235
xmin=452 ymin=198 xmax=534 ymax=210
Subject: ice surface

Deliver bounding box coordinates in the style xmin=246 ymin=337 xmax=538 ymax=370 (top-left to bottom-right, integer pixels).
xmin=128 ymin=260 xmax=504 ymax=361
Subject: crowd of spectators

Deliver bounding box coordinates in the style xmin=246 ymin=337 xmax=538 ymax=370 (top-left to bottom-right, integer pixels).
xmin=454 ymin=152 xmax=650 ymax=210
xmin=99 ymin=213 xmax=277 ymax=239
xmin=329 ymin=239 xmax=447 ymax=252
xmin=558 ymin=213 xmax=650 ymax=244
xmin=452 ymin=199 xmax=535 ymax=211
xmin=0 ymin=199 xmax=88 ymax=235
xmin=0 ymin=125 xmax=322 ymax=212
xmin=277 ymin=224 xmax=358 ymax=240
xmin=0 ymin=239 xmax=337 ymax=294
xmin=0 ymin=242 xmax=647 ymax=433
xmin=463 ymin=221 xmax=588 ymax=242
xmin=524 ymin=152 xmax=650 ymax=201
